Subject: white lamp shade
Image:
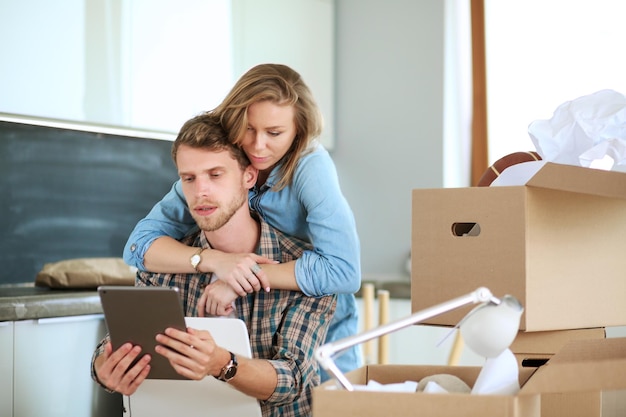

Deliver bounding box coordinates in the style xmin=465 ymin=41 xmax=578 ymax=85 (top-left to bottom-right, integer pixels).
xmin=460 ymin=295 xmax=523 ymax=358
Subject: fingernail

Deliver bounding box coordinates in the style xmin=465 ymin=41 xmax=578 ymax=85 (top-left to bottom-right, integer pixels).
xmin=265 ymin=287 xmax=270 ymax=292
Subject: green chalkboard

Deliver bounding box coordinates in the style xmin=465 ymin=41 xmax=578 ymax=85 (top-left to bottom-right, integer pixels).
xmin=0 ymin=120 xmax=178 ymax=285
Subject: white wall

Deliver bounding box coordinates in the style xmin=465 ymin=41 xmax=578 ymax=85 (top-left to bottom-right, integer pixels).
xmin=0 ymin=0 xmax=446 ymax=283
xmin=0 ymin=0 xmax=335 ymax=147
xmin=333 ymin=0 xmax=445 ymax=281
xmin=0 ymin=0 xmax=85 ymax=121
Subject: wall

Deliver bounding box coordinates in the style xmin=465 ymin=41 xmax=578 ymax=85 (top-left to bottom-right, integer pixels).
xmin=0 ymin=0 xmax=335 ymax=148
xmin=333 ymin=0 xmax=445 ymax=281
xmin=0 ymin=0 xmax=446 ymax=284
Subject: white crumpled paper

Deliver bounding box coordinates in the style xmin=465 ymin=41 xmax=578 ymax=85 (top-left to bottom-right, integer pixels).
xmin=528 ymin=89 xmax=626 ymax=172
xmin=471 ymin=348 xmax=520 ymax=395
xmin=347 ymin=380 xmax=419 ymax=392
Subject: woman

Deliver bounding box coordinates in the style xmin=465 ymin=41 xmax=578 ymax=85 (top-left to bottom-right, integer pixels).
xmin=123 ymin=63 xmax=362 ymax=379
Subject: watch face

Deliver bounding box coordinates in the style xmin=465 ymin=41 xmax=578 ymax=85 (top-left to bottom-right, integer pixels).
xmin=224 ymin=365 xmax=237 ymax=380
xmin=191 ymin=254 xmax=201 ymax=267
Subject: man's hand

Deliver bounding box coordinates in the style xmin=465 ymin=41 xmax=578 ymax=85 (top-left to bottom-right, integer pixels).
xmin=154 ymin=327 xmax=228 ymax=380
xmin=208 ymin=252 xmax=276 ymax=295
xmin=94 ymin=341 xmax=151 ymax=395
xmin=198 ymin=280 xmax=238 ymax=316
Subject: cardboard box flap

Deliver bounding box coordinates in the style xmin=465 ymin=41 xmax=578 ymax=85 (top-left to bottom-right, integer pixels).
xmin=522 ymin=338 xmax=626 ymax=395
xmin=525 ymin=162 xmax=626 ymax=200
xmin=510 ymin=328 xmax=606 ymax=355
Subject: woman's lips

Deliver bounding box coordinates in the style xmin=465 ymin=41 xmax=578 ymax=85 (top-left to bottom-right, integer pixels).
xmin=249 ymin=154 xmax=269 ymax=164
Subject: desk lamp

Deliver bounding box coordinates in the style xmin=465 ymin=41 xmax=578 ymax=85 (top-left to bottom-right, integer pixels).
xmin=315 ymin=287 xmax=523 ymax=391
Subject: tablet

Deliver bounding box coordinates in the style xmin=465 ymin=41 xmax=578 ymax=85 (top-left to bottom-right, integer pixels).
xmin=98 ymin=285 xmax=188 ymax=380
xmin=127 ymin=317 xmax=261 ymax=417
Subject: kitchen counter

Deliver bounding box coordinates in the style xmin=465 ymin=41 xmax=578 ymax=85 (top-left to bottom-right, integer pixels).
xmin=0 ymin=284 xmax=102 ymax=322
xmin=0 ymin=280 xmax=410 ymax=322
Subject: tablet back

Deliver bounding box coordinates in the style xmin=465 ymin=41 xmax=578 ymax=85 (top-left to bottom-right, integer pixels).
xmin=125 ymin=317 xmax=262 ymax=417
xmin=98 ymin=285 xmax=188 ymax=380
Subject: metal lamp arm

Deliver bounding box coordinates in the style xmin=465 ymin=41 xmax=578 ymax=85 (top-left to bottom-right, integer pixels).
xmin=315 ymin=287 xmax=498 ymax=391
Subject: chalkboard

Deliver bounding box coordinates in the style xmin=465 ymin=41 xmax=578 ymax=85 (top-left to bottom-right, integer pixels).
xmin=0 ymin=120 xmax=179 ymax=284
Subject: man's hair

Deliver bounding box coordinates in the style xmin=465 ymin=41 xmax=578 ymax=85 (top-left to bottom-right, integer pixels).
xmin=171 ymin=113 xmax=251 ymax=170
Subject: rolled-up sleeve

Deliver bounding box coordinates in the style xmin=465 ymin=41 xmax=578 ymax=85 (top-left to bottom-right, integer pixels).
xmin=260 ymin=293 xmax=336 ymax=407
xmin=291 ymin=153 xmax=361 ymax=296
xmin=123 ymin=180 xmax=197 ymax=270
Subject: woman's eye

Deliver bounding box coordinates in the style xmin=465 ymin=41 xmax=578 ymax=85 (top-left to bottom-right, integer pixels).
xmin=268 ymin=131 xmax=280 ymax=137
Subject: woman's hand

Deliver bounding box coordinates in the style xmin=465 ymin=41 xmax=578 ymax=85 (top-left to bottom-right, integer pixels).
xmin=207 ymin=251 xmax=276 ymax=295
xmin=198 ymin=280 xmax=238 ymax=317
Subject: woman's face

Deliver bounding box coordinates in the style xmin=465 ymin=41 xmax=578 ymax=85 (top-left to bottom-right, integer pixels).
xmin=240 ymin=100 xmax=297 ymax=172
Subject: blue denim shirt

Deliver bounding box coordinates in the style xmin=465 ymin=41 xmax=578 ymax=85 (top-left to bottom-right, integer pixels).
xmin=123 ymin=144 xmax=363 ymax=378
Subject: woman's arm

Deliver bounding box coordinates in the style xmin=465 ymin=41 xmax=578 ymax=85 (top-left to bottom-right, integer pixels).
xmin=261 ymin=148 xmax=362 ymax=296
xmin=143 ymin=236 xmax=201 ymax=273
xmin=147 ymin=236 xmax=273 ymax=294
xmin=123 ymin=181 xmax=196 ymax=270
xmin=254 ymin=261 xmax=300 ymax=291
xmin=124 ymin=180 xmax=272 ymax=293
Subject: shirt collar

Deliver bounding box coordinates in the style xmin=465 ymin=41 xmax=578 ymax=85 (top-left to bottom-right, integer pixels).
xmin=194 ymin=211 xmax=278 ymax=259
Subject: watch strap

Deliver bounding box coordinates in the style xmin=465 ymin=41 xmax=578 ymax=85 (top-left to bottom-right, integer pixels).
xmin=217 ymin=351 xmax=238 ymax=382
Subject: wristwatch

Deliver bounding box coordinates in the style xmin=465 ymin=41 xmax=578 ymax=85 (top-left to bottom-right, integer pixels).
xmin=190 ymin=248 xmax=203 ymax=272
xmin=217 ymin=351 xmax=238 ymax=382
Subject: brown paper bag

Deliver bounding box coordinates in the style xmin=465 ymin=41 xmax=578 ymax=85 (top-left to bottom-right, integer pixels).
xmin=35 ymin=258 xmax=136 ymax=288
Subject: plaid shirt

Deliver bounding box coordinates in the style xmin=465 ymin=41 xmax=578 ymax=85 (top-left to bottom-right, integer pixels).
xmin=94 ymin=215 xmax=336 ymax=417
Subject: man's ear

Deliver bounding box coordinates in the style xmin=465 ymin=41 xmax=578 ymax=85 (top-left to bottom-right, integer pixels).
xmin=243 ymin=165 xmax=258 ymax=189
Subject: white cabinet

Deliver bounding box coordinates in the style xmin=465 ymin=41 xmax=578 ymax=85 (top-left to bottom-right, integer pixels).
xmin=0 ymin=321 xmax=14 ymax=417
xmin=12 ymin=314 xmax=121 ymax=417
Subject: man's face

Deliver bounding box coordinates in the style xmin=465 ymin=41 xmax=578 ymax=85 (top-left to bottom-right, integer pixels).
xmin=176 ymin=144 xmax=249 ymax=232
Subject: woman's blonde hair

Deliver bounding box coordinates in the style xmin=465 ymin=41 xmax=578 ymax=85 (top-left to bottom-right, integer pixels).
xmin=212 ymin=63 xmax=323 ymax=190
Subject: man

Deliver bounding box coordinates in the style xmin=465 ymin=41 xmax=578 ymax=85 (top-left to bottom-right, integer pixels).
xmin=91 ymin=114 xmax=336 ymax=417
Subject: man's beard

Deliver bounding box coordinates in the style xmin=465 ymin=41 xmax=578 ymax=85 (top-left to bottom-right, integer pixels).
xmin=192 ymin=190 xmax=247 ymax=232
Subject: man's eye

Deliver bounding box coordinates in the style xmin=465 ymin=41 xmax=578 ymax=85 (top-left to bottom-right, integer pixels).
xmin=182 ymin=176 xmax=194 ymax=182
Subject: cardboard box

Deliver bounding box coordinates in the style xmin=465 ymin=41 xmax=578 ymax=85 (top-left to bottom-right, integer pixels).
xmin=313 ymin=338 xmax=626 ymax=417
xmin=522 ymin=338 xmax=626 ymax=417
xmin=511 ymin=327 xmax=606 ymax=367
xmin=510 ymin=328 xmax=607 ymax=417
xmin=314 ymin=365 xmax=539 ymax=417
xmin=411 ymin=163 xmax=626 ymax=331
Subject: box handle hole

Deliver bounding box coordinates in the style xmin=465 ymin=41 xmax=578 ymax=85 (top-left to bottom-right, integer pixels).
xmin=451 ymin=222 xmax=481 ymax=237
xmin=521 ymin=358 xmax=549 ymax=368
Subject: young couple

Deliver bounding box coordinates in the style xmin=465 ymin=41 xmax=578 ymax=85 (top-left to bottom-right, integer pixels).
xmin=92 ymin=63 xmax=361 ymax=416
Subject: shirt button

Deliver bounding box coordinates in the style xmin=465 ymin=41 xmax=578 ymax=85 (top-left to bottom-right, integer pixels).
xmin=130 ymin=243 xmax=137 ymax=252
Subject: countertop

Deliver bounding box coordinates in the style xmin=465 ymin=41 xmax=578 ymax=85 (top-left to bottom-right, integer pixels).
xmin=0 ymin=280 xmax=411 ymax=322
xmin=0 ymin=284 xmax=102 ymax=322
